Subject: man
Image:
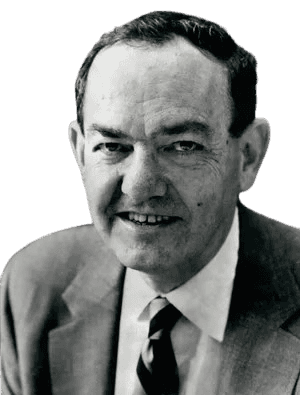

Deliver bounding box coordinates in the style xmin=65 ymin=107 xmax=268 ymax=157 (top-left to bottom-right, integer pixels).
xmin=1 ymin=10 xmax=300 ymax=395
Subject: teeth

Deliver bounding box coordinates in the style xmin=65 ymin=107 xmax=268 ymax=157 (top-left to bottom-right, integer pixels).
xmin=148 ymin=215 xmax=156 ymax=223
xmin=129 ymin=212 xmax=134 ymax=221
xmin=138 ymin=214 xmax=147 ymax=222
xmin=127 ymin=212 xmax=171 ymax=224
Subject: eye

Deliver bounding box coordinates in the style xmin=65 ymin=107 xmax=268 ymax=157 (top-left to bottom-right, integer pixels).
xmin=92 ymin=142 xmax=132 ymax=154
xmin=174 ymin=141 xmax=201 ymax=152
xmin=164 ymin=141 xmax=204 ymax=153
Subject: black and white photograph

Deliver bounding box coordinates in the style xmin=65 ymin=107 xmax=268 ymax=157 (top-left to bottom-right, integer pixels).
xmin=1 ymin=1 xmax=300 ymax=394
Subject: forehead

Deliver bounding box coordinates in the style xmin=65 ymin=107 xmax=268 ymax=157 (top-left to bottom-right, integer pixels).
xmin=84 ymin=37 xmax=231 ymax=135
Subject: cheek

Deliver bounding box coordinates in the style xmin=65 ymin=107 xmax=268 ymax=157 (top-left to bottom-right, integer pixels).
xmin=167 ymin=156 xmax=238 ymax=220
xmin=83 ymin=164 xmax=120 ymax=213
xmin=168 ymin=164 xmax=222 ymax=204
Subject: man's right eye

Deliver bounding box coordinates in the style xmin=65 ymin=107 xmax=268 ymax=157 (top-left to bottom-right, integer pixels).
xmin=92 ymin=143 xmax=132 ymax=154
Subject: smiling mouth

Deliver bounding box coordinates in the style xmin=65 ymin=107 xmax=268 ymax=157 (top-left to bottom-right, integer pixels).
xmin=118 ymin=212 xmax=179 ymax=226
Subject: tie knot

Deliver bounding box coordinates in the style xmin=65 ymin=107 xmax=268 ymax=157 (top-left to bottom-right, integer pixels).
xmin=148 ymin=297 xmax=181 ymax=339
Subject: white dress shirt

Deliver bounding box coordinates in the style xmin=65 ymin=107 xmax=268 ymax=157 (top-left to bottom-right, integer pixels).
xmin=115 ymin=209 xmax=239 ymax=395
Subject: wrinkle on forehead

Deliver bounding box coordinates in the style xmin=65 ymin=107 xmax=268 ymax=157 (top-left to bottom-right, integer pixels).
xmin=84 ymin=36 xmax=232 ymax=137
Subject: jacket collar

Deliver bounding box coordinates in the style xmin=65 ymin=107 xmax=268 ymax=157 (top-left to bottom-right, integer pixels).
xmin=62 ymin=244 xmax=124 ymax=318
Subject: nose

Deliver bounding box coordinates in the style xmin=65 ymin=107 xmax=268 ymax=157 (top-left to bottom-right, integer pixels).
xmin=121 ymin=148 xmax=167 ymax=203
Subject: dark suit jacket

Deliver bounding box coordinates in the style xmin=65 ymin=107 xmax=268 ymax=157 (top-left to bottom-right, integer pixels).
xmin=1 ymin=204 xmax=300 ymax=395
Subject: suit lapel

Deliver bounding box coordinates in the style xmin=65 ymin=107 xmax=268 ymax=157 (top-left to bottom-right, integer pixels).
xmin=48 ymin=244 xmax=125 ymax=395
xmin=219 ymin=204 xmax=300 ymax=394
xmin=219 ymin=311 xmax=300 ymax=394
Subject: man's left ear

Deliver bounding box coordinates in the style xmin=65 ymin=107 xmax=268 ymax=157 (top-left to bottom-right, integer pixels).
xmin=239 ymin=118 xmax=270 ymax=192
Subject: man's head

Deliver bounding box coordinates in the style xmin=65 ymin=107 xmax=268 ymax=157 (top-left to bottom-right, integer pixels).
xmin=69 ymin=11 xmax=269 ymax=292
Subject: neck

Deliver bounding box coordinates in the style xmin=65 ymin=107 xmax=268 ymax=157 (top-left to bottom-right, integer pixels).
xmin=139 ymin=262 xmax=207 ymax=294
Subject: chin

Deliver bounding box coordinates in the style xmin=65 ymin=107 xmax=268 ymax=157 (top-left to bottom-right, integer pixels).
xmin=112 ymin=244 xmax=162 ymax=273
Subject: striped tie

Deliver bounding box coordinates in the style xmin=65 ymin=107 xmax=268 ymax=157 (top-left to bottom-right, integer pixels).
xmin=137 ymin=297 xmax=182 ymax=395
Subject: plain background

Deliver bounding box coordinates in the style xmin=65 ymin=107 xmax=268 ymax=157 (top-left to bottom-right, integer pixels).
xmin=1 ymin=0 xmax=299 ymax=274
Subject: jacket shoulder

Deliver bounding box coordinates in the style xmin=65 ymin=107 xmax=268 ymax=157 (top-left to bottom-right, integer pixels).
xmin=1 ymin=225 xmax=105 ymax=299
xmin=0 ymin=225 xmax=112 ymax=394
xmin=239 ymin=203 xmax=300 ymax=264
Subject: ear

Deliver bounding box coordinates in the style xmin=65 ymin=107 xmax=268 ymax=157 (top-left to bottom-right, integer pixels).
xmin=68 ymin=120 xmax=85 ymax=174
xmin=239 ymin=118 xmax=270 ymax=192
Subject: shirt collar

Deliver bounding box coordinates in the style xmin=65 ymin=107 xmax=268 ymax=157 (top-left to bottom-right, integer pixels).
xmin=123 ymin=208 xmax=239 ymax=342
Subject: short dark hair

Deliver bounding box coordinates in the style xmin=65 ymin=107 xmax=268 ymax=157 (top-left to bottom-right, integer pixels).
xmin=75 ymin=11 xmax=257 ymax=138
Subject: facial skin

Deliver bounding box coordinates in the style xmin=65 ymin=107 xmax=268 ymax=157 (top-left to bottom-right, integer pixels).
xmin=70 ymin=37 xmax=269 ymax=293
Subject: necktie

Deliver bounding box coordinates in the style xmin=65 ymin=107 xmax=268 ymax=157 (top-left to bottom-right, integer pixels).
xmin=137 ymin=297 xmax=182 ymax=395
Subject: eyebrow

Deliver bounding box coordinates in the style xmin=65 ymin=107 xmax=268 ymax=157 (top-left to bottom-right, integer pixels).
xmin=87 ymin=121 xmax=212 ymax=139
xmin=157 ymin=121 xmax=212 ymax=137
xmin=87 ymin=124 xmax=128 ymax=139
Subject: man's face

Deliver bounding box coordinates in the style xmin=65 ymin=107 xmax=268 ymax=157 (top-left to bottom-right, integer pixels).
xmin=77 ymin=38 xmax=242 ymax=288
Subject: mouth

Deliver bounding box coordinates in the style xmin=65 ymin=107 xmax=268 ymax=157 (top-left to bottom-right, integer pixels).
xmin=117 ymin=211 xmax=180 ymax=226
